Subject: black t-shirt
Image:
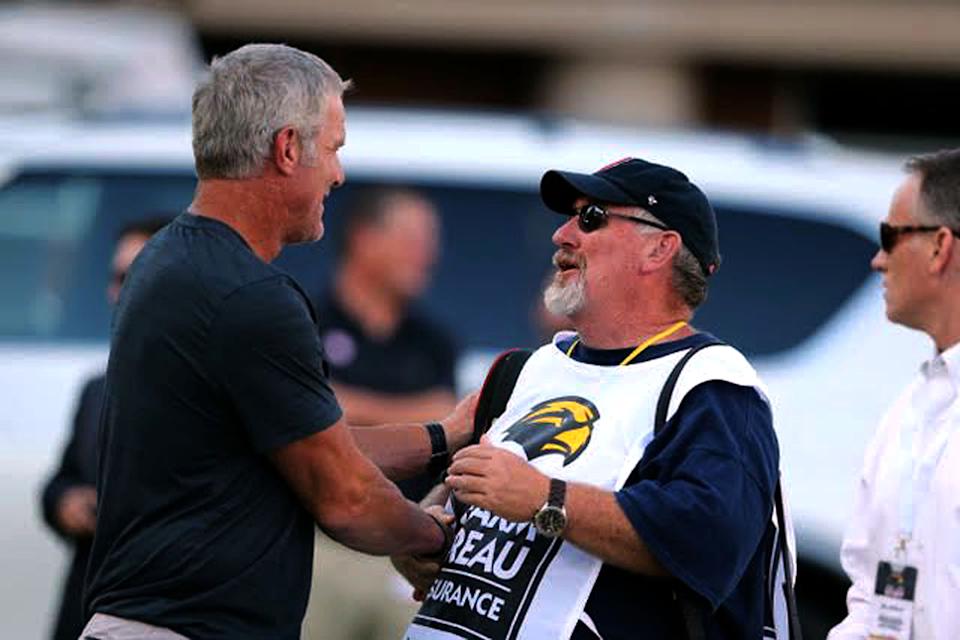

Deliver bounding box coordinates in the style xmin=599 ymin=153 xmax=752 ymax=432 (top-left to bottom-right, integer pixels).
xmin=560 ymin=333 xmax=780 ymax=640
xmin=84 ymin=213 xmax=342 ymax=639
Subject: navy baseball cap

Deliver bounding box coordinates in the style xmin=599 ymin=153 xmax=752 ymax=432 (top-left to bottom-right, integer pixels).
xmin=540 ymin=157 xmax=721 ymax=276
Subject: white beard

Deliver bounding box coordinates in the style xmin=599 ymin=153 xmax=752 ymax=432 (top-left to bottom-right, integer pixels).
xmin=544 ymin=271 xmax=586 ymax=317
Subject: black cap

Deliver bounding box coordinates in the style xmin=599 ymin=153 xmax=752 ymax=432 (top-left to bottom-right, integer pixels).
xmin=540 ymin=157 xmax=721 ymax=276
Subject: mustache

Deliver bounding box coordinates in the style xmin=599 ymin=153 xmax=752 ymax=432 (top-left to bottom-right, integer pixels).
xmin=552 ymin=250 xmax=585 ymax=270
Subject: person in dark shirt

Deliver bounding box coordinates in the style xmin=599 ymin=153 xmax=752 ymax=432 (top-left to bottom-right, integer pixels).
xmin=81 ymin=44 xmax=475 ymax=640
xmin=304 ymin=187 xmax=460 ymax=639
xmin=40 ymin=217 xmax=168 ymax=640
xmin=318 ymin=186 xmax=459 ymax=500
xmin=397 ymin=158 xmax=789 ymax=640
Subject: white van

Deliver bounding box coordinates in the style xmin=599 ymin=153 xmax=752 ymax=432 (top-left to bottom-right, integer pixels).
xmin=0 ymin=108 xmax=928 ymax=638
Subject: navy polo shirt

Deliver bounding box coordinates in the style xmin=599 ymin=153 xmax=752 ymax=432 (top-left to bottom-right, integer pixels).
xmin=84 ymin=213 xmax=342 ymax=639
xmin=316 ymin=292 xmax=458 ymax=395
xmin=315 ymin=292 xmax=458 ymax=501
xmin=560 ymin=333 xmax=780 ymax=640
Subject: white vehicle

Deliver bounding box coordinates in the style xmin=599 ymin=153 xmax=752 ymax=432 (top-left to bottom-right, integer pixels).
xmin=0 ymin=108 xmax=927 ymax=638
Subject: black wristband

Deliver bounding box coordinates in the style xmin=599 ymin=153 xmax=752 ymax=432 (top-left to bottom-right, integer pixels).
xmin=425 ymin=421 xmax=449 ymax=478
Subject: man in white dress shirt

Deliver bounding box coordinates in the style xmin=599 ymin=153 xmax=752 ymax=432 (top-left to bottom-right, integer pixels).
xmin=829 ymin=149 xmax=960 ymax=640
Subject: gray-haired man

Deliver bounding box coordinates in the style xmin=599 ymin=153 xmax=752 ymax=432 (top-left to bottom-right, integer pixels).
xmin=81 ymin=44 xmax=474 ymax=640
xmin=829 ymin=149 xmax=960 ymax=640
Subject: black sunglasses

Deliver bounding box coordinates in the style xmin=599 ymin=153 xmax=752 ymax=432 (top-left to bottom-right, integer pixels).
xmin=879 ymin=222 xmax=960 ymax=253
xmin=575 ymin=204 xmax=670 ymax=234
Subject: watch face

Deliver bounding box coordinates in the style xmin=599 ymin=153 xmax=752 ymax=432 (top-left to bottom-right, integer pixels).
xmin=534 ymin=506 xmax=567 ymax=537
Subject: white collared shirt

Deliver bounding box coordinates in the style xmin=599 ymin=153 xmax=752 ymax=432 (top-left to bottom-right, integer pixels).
xmin=828 ymin=342 xmax=960 ymax=640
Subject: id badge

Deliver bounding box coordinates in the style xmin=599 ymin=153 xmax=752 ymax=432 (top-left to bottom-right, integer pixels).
xmin=868 ymin=561 xmax=918 ymax=640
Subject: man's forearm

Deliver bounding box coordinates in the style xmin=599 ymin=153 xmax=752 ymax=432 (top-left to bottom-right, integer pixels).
xmin=445 ymin=442 xmax=666 ymax=574
xmin=564 ymin=482 xmax=669 ymax=576
xmin=272 ymin=421 xmax=447 ymax=557
xmin=350 ymin=423 xmax=433 ymax=481
xmin=349 ymin=388 xmax=476 ymax=480
xmin=323 ymin=472 xmax=446 ymax=557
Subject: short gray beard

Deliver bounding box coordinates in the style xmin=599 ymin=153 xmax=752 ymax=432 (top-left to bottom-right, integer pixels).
xmin=543 ymin=271 xmax=586 ymax=317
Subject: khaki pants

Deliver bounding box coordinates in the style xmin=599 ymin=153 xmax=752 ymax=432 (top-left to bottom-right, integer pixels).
xmin=301 ymin=530 xmax=420 ymax=640
xmin=79 ymin=613 xmax=189 ymax=639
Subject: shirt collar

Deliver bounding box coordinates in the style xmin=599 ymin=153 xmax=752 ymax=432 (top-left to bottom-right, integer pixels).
xmin=921 ymin=341 xmax=960 ymax=389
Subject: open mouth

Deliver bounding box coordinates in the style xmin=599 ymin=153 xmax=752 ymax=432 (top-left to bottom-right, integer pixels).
xmin=553 ymin=251 xmax=582 ymax=273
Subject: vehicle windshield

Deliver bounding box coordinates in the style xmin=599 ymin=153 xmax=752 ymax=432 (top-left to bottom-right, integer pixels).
xmin=0 ymin=169 xmax=877 ymax=356
xmin=0 ymin=170 xmax=197 ymax=340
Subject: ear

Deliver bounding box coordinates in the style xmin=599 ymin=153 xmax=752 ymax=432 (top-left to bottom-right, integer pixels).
xmin=640 ymin=231 xmax=682 ymax=274
xmin=271 ymin=126 xmax=300 ymax=176
xmin=930 ymin=227 xmax=955 ymax=275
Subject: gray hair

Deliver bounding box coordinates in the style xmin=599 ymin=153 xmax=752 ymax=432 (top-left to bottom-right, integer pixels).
xmin=905 ymin=149 xmax=960 ymax=228
xmin=192 ymin=43 xmax=351 ymax=180
xmin=632 ymin=208 xmax=708 ymax=310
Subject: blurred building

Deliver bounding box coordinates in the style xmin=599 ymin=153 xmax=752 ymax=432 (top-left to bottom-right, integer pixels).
xmin=0 ymin=4 xmax=200 ymax=115
xmin=180 ymin=0 xmax=960 ymax=148
xmin=4 ymin=1 xmax=959 ymax=148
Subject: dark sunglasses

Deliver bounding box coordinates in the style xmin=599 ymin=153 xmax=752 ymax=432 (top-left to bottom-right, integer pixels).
xmin=575 ymin=204 xmax=670 ymax=234
xmin=879 ymin=222 xmax=960 ymax=253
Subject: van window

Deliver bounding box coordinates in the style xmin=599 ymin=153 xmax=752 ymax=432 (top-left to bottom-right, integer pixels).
xmin=0 ymin=170 xmax=877 ymax=357
xmin=700 ymin=205 xmax=877 ymax=357
xmin=0 ymin=170 xmax=197 ymax=340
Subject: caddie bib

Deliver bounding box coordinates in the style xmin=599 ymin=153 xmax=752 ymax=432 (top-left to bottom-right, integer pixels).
xmin=406 ymin=334 xmax=765 ymax=640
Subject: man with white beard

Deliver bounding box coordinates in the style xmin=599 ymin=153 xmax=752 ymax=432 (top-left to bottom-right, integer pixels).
xmin=395 ymin=158 xmax=793 ymax=640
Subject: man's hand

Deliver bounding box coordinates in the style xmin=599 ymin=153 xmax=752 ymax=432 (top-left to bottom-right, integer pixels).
xmin=440 ymin=390 xmax=480 ymax=452
xmin=391 ymin=505 xmax=452 ymax=601
xmin=446 ymin=436 xmax=549 ymax=522
xmin=56 ymin=485 xmax=97 ymax=538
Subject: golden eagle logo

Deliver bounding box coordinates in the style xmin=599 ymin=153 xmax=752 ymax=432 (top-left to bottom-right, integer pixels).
xmin=502 ymin=396 xmax=598 ymax=466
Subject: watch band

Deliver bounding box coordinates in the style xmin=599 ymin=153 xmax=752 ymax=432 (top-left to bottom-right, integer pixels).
xmin=548 ymin=478 xmax=567 ymax=509
xmin=425 ymin=422 xmax=449 ymax=477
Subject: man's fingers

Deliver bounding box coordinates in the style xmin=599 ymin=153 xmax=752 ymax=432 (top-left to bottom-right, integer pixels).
xmin=447 ymin=457 xmax=489 ymax=477
xmin=452 ymin=443 xmax=495 ymax=462
xmin=445 ymin=473 xmax=486 ymax=494
xmin=462 ymin=390 xmax=479 ymax=412
xmin=424 ymin=505 xmax=454 ymax=526
xmin=391 ymin=555 xmax=440 ymax=593
xmin=414 ymin=561 xmax=440 ymax=578
xmin=449 ymin=489 xmax=487 ymax=509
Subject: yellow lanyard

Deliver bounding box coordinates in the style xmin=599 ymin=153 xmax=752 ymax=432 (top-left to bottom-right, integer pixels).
xmin=565 ymin=321 xmax=689 ymax=367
